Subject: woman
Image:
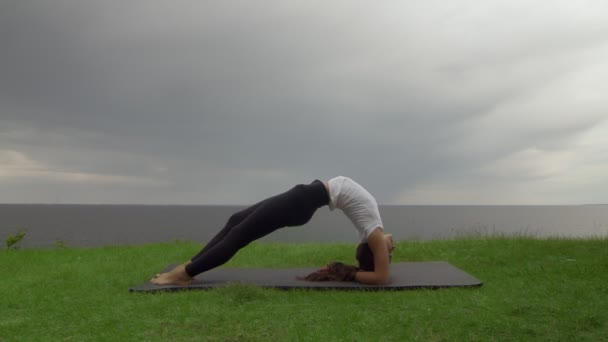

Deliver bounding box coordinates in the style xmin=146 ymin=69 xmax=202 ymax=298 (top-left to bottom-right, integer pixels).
xmin=150 ymin=176 xmax=395 ymax=286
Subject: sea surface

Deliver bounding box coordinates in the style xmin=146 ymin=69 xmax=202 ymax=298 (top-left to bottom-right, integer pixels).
xmin=1 ymin=204 xmax=607 ymax=247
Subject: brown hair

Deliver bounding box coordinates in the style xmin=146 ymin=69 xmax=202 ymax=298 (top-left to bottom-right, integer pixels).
xmin=356 ymin=241 xmax=394 ymax=271
xmin=356 ymin=243 xmax=375 ymax=271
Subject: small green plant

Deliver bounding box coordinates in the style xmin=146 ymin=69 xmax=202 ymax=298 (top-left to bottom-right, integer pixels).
xmin=5 ymin=229 xmax=27 ymax=250
xmin=54 ymin=239 xmax=68 ymax=249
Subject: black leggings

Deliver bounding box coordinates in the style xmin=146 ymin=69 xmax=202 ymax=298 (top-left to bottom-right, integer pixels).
xmin=185 ymin=180 xmax=330 ymax=277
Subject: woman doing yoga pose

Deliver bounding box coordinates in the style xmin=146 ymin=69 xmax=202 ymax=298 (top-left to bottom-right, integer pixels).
xmin=150 ymin=176 xmax=395 ymax=286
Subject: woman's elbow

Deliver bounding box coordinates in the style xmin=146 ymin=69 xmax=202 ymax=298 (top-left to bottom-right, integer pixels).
xmin=355 ymin=271 xmax=390 ymax=285
xmin=368 ymin=272 xmax=390 ymax=285
xmin=376 ymin=273 xmax=390 ymax=285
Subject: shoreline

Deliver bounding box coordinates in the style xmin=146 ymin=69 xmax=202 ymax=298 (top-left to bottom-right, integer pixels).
xmin=2 ymin=204 xmax=608 ymax=248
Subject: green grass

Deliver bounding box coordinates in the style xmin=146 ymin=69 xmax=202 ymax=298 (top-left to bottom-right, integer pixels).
xmin=1 ymin=237 xmax=607 ymax=341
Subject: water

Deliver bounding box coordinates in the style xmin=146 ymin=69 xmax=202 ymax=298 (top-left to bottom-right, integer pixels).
xmin=1 ymin=204 xmax=607 ymax=248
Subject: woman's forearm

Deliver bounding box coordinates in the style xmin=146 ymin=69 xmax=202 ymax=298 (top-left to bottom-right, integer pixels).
xmin=355 ymin=270 xmax=390 ymax=285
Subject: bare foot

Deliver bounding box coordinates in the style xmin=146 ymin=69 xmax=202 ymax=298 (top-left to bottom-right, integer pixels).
xmin=150 ymin=264 xmax=193 ymax=286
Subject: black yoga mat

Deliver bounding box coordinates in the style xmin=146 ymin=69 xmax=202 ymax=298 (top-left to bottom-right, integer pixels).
xmin=130 ymin=262 xmax=482 ymax=292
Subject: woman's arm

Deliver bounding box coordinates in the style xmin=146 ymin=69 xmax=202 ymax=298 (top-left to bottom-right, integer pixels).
xmin=354 ymin=227 xmax=390 ymax=285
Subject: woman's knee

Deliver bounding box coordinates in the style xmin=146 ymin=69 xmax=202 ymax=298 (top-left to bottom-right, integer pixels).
xmin=227 ymin=210 xmax=249 ymax=227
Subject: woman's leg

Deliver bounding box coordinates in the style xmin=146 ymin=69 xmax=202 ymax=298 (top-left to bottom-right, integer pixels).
xmin=185 ymin=181 xmax=329 ymax=277
xmin=188 ymin=202 xmax=263 ymax=263
xmin=150 ymin=180 xmax=329 ymax=284
xmin=184 ymin=197 xmax=295 ymax=276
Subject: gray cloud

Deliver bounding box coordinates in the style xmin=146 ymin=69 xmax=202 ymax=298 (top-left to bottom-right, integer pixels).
xmin=2 ymin=1 xmax=608 ymax=204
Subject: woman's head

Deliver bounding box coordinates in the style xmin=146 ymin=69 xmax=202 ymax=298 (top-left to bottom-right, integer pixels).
xmin=356 ymin=234 xmax=395 ymax=271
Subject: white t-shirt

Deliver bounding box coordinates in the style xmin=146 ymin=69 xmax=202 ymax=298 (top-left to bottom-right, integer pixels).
xmin=327 ymin=176 xmax=384 ymax=242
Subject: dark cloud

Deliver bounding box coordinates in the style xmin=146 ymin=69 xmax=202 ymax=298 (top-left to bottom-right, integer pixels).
xmin=1 ymin=1 xmax=608 ymax=204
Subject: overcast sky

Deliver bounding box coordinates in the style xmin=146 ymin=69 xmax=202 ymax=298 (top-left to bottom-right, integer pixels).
xmin=1 ymin=1 xmax=607 ymax=205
